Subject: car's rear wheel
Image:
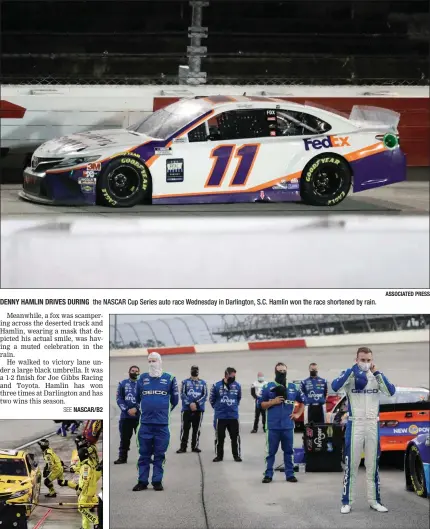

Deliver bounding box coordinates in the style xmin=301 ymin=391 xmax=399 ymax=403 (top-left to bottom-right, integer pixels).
xmin=408 ymin=445 xmax=427 ymax=497
xmin=97 ymin=155 xmax=151 ymax=207
xmin=300 ymin=154 xmax=352 ymax=206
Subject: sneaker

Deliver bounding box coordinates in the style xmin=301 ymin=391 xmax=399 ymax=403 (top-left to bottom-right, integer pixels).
xmin=176 ymin=448 xmax=187 ymax=454
xmin=192 ymin=448 xmax=202 ymax=453
xmin=286 ymin=476 xmax=298 ymax=483
xmin=132 ymin=482 xmax=148 ymax=491
xmin=262 ymin=476 xmax=272 ymax=483
xmin=152 ymin=482 xmax=164 ymax=491
xmin=213 ymin=457 xmax=223 ymax=462
xmin=234 ymin=456 xmax=242 ymax=462
xmin=251 ymin=429 xmax=258 ymax=433
xmin=114 ymin=457 xmax=127 ymax=464
xmin=341 ymin=505 xmax=351 ymax=514
xmin=370 ymin=503 xmax=388 ymax=513
xmin=45 ymin=492 xmax=57 ymax=498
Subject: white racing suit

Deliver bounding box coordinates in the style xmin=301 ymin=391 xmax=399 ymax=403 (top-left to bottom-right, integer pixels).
xmin=331 ymin=366 xmax=396 ymax=506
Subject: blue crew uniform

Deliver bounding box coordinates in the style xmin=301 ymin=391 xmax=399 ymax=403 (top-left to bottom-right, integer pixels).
xmin=179 ymin=377 xmax=208 ymax=451
xmin=258 ymin=382 xmax=304 ymax=479
xmin=116 ymin=377 xmax=140 ymax=461
xmin=300 ymin=376 xmax=328 ymax=424
xmin=210 ymin=380 xmax=242 ymax=459
xmin=136 ymin=372 xmax=179 ymax=485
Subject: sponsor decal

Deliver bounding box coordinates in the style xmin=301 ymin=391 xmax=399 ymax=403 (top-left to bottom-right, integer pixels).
xmin=392 ymin=426 xmax=429 ymax=435
xmin=327 ymin=442 xmax=333 ymax=452
xmin=351 ymin=389 xmax=379 ymax=393
xmin=308 ymin=390 xmax=324 ymax=400
xmin=115 ymin=151 xmax=140 ymax=158
xmin=314 ymin=427 xmax=325 ymax=450
xmin=87 ymin=162 xmax=102 ymax=171
xmin=141 ymin=390 xmax=168 ymax=396
xmin=306 ymin=427 xmax=313 ymax=438
xmin=81 ymin=185 xmax=94 ymax=193
xmin=327 ymin=191 xmax=346 ymax=206
xmin=101 ymin=188 xmax=117 ymax=206
xmin=0 ymin=100 xmax=27 ymax=119
xmin=155 ymin=147 xmax=172 ymax=155
xmin=125 ymin=394 xmax=136 ymax=403
xmin=220 ymin=396 xmax=236 ymax=406
xmin=303 ymin=136 xmax=350 ymax=151
xmin=304 ymin=157 xmax=341 ymax=183
xmin=172 ymin=137 xmax=187 ymax=143
xmin=187 ymin=389 xmax=202 ymax=399
xmin=78 ymin=177 xmax=97 ymax=185
xmin=343 ymin=455 xmax=349 ymax=496
xmin=409 ymin=424 xmax=419 ymax=435
xmin=166 ymin=158 xmax=184 ymax=182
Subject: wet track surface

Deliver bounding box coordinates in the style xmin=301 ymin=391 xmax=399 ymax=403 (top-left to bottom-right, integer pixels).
xmin=110 ymin=343 xmax=430 ymax=529
xmin=0 ymin=422 xmax=102 ymax=529
xmin=1 ymin=181 xmax=429 ymax=216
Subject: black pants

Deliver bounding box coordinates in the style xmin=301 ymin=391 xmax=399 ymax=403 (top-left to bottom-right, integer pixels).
xmin=253 ymin=404 xmax=266 ymax=430
xmin=215 ymin=418 xmax=241 ymax=459
xmin=305 ymin=404 xmax=325 ymax=425
xmin=180 ymin=410 xmax=203 ymax=450
xmin=118 ymin=418 xmax=139 ymax=459
xmin=97 ymin=496 xmax=103 ymax=528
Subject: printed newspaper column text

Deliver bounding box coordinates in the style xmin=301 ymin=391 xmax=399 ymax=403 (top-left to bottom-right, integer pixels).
xmin=0 ymin=306 xmax=105 ymax=417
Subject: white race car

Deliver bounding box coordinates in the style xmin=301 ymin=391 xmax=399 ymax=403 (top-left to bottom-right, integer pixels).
xmin=21 ymin=95 xmax=406 ymax=207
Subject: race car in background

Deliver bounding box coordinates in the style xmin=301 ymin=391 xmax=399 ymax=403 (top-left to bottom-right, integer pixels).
xmin=20 ymin=95 xmax=406 ymax=207
xmin=0 ymin=449 xmax=42 ymax=517
xmin=405 ymin=434 xmax=430 ymax=498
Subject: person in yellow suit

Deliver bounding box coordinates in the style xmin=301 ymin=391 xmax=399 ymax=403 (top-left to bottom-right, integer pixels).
xmin=38 ymin=439 xmax=68 ymax=498
xmin=77 ymin=446 xmax=100 ymax=529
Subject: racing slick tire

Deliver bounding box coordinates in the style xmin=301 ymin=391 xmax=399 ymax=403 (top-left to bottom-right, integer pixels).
xmin=406 ymin=445 xmax=428 ymax=497
xmin=300 ymin=154 xmax=352 ymax=207
xmin=97 ymin=155 xmax=151 ymax=207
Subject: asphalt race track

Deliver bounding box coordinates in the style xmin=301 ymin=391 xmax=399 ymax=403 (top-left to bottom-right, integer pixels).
xmin=1 ymin=181 xmax=429 ymax=216
xmin=109 ymin=342 xmax=430 ymax=529
xmin=0 ymin=420 xmax=103 ymax=529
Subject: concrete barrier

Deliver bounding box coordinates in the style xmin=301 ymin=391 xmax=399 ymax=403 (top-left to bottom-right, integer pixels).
xmin=109 ymin=329 xmax=428 ymax=357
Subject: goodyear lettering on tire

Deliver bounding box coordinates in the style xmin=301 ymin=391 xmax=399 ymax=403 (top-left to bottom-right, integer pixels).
xmin=101 ymin=188 xmax=117 ymax=206
xmin=120 ymin=158 xmax=149 ymax=191
xmin=327 ymin=191 xmax=346 ymax=206
xmin=305 ymin=157 xmax=341 ymax=182
xmin=410 ymin=446 xmax=424 ymax=496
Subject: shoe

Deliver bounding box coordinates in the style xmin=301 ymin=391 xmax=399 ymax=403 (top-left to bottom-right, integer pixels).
xmin=192 ymin=448 xmax=201 ymax=453
xmin=152 ymin=482 xmax=164 ymax=491
xmin=251 ymin=429 xmax=258 ymax=433
xmin=114 ymin=457 xmax=127 ymax=464
xmin=213 ymin=457 xmax=223 ymax=462
xmin=132 ymin=482 xmax=148 ymax=491
xmin=262 ymin=477 xmax=272 ymax=483
xmin=176 ymin=448 xmax=186 ymax=453
xmin=286 ymin=476 xmax=297 ymax=483
xmin=45 ymin=492 xmax=57 ymax=498
xmin=341 ymin=505 xmax=351 ymax=514
xmin=370 ymin=503 xmax=388 ymax=513
xmin=234 ymin=456 xmax=242 ymax=462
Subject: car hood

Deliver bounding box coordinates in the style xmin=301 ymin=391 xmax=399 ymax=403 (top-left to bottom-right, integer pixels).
xmin=35 ymin=129 xmax=149 ymax=158
xmin=0 ymin=477 xmax=31 ymax=492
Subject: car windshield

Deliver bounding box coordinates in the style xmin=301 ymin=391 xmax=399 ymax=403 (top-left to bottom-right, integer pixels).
xmin=380 ymin=388 xmax=429 ymax=405
xmin=0 ymin=459 xmax=28 ymax=476
xmin=128 ymin=98 xmax=212 ymax=139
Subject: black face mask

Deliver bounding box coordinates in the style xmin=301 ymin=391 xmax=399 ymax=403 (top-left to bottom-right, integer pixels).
xmin=275 ymin=371 xmax=287 ymax=386
xmin=129 ymin=373 xmax=139 ymax=380
xmin=227 ymin=376 xmax=236 ymax=384
xmin=310 ymin=370 xmax=318 ymax=377
xmin=191 ymin=369 xmax=199 ymax=377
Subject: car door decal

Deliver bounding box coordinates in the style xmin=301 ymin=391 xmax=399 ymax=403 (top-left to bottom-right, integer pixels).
xmin=205 ymin=144 xmax=260 ymax=188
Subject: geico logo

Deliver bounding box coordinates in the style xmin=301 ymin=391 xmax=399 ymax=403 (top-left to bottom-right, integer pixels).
xmin=303 ymin=136 xmax=350 ymax=151
xmin=351 ymin=389 xmax=379 ymax=393
xmin=142 ymin=390 xmax=168 ymax=396
xmin=343 ymin=455 xmax=349 ymax=496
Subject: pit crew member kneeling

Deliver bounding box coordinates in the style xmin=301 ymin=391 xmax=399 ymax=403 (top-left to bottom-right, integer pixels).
xmin=332 ymin=347 xmax=396 ymax=514
xmin=258 ymin=363 xmax=304 ymax=483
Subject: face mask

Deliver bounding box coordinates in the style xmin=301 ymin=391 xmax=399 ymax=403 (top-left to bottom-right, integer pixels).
xmin=148 ymin=352 xmax=163 ymax=377
xmin=258 ymin=377 xmax=264 ymax=382
xmin=310 ymin=370 xmax=318 ymax=377
xmin=191 ymin=369 xmax=199 ymax=377
xmin=227 ymin=376 xmax=235 ymax=384
xmin=129 ymin=373 xmax=139 ymax=380
xmin=358 ymin=362 xmax=371 ymax=372
xmin=275 ymin=371 xmax=287 ymax=386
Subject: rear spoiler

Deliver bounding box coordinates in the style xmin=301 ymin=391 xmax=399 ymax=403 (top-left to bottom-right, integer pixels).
xmin=349 ymin=105 xmax=400 ymax=131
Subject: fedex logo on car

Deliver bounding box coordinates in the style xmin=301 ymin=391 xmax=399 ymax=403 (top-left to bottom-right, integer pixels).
xmin=303 ymin=136 xmax=350 ymax=151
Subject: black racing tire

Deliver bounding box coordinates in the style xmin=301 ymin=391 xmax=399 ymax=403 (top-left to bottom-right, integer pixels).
xmin=97 ymin=154 xmax=151 ymax=207
xmin=408 ymin=445 xmax=428 ymax=497
xmin=300 ymin=154 xmax=352 ymax=206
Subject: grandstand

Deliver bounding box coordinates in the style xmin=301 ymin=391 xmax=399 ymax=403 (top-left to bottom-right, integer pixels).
xmin=1 ymin=0 xmax=428 ymax=85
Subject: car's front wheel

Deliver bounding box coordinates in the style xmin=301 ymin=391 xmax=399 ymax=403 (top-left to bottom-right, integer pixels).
xmin=97 ymin=155 xmax=151 ymax=207
xmin=407 ymin=445 xmax=428 ymax=497
xmin=300 ymin=154 xmax=352 ymax=206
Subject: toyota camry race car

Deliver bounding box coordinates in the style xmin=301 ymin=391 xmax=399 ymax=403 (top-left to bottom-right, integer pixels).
xmin=0 ymin=449 xmax=42 ymax=517
xmin=405 ymin=434 xmax=430 ymax=498
xmin=20 ymin=95 xmax=406 ymax=207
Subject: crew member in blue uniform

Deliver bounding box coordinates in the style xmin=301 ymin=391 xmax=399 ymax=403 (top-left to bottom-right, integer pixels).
xmin=300 ymin=363 xmax=328 ymax=424
xmin=177 ymin=365 xmax=208 ymax=453
xmin=114 ymin=365 xmax=140 ymax=464
xmin=258 ymin=362 xmax=304 ymax=483
xmin=210 ymin=367 xmax=242 ymax=462
xmin=133 ymin=352 xmax=179 ymax=492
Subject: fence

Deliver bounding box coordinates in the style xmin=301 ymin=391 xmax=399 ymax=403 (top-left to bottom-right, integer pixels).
xmin=110 ymin=314 xmax=429 ymax=348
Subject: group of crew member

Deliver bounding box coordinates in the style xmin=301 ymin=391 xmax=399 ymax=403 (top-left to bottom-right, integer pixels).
xmin=114 ymin=347 xmax=395 ymax=514
xmin=38 ymin=419 xmax=103 ymax=528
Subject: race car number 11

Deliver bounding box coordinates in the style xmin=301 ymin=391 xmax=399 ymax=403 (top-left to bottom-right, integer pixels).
xmin=205 ymin=144 xmax=260 ymax=187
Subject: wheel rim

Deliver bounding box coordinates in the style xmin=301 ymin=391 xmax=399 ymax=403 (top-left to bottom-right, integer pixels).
xmin=312 ymin=166 xmax=343 ymax=198
xmin=107 ymin=165 xmax=141 ymax=200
